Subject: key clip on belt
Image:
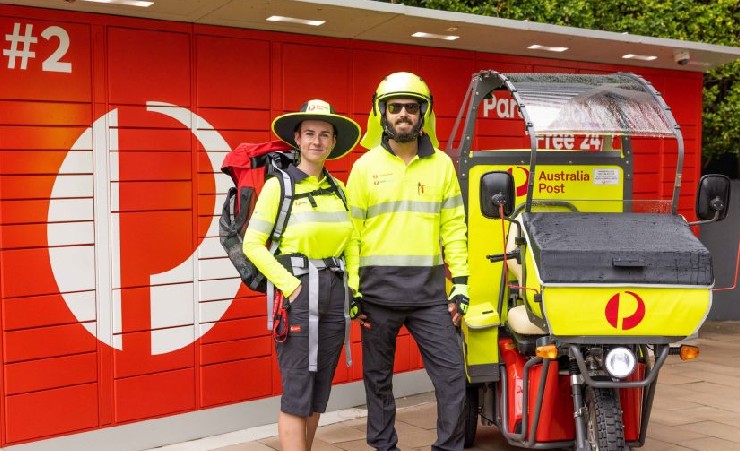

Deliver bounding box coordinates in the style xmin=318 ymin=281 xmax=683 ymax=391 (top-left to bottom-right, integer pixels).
xmin=272 ymin=291 xmax=290 ymax=343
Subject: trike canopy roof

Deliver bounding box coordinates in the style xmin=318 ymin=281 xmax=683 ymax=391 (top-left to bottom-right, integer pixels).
xmin=502 ymin=73 xmax=676 ymax=137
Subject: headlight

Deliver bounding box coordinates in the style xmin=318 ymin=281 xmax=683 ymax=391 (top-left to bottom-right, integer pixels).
xmin=604 ymin=347 xmax=636 ymax=378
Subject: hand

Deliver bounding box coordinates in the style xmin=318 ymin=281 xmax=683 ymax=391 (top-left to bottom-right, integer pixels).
xmin=448 ymin=284 xmax=469 ymax=327
xmin=288 ymin=284 xmax=302 ymax=303
xmin=349 ymin=297 xmax=371 ymax=330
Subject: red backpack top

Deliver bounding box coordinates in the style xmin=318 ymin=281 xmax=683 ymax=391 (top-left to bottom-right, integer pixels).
xmin=219 ymin=141 xmax=296 ymax=293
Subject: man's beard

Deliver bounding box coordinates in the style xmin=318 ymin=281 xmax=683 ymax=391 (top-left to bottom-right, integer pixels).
xmin=391 ymin=119 xmax=421 ymax=143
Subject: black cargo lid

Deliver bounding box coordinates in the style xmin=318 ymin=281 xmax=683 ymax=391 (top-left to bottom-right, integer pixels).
xmin=520 ymin=212 xmax=713 ymax=286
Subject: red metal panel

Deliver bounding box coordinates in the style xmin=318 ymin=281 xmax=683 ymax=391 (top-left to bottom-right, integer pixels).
xmin=281 ymin=43 xmax=352 ymax=113
xmin=194 ymin=109 xmax=272 ymax=134
xmin=200 ymin=336 xmax=272 ymax=366
xmin=0 ymin=100 xmax=92 ymax=126
xmin=2 ymin=293 xmax=83 ymax=330
xmin=200 ymin=317 xmax=267 ymax=344
xmin=0 ymin=248 xmax=62 ymax=299
xmin=107 ymin=27 xmax=191 ymax=106
xmin=3 ymin=323 xmax=96 ymax=363
xmin=0 ymin=200 xmax=52 ymax=225
xmin=195 ymin=35 xmax=271 ymax=109
xmin=4 ymin=383 xmax=99 ymax=444
xmin=214 ymin=295 xmax=265 ymax=321
xmin=0 ymin=150 xmax=88 ymax=175
xmin=0 ymin=223 xmax=52 ymax=249
xmin=113 ymin=331 xmax=194 ymax=379
xmin=351 ymin=48 xmax=415 ymax=116
xmin=0 ymin=125 xmax=90 ymax=150
xmin=113 ymin=368 xmax=195 ymax=423
xmin=4 ymin=353 xmax=97 ymax=395
xmin=417 ymin=54 xmax=476 ymax=117
xmin=200 ymin=357 xmax=273 ymax=407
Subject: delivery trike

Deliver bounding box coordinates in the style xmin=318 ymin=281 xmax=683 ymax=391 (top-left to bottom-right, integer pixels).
xmin=449 ymin=71 xmax=732 ymax=450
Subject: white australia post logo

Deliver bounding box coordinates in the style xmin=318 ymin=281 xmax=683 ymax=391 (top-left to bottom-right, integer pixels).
xmin=47 ymin=102 xmax=241 ymax=355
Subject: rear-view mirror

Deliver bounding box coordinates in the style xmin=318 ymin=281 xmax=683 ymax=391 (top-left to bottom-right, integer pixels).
xmin=480 ymin=171 xmax=515 ymax=218
xmin=695 ymin=174 xmax=731 ymax=222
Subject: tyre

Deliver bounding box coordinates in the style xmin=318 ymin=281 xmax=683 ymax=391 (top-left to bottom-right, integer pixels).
xmin=585 ymin=385 xmax=627 ymax=451
xmin=463 ymin=385 xmax=479 ymax=448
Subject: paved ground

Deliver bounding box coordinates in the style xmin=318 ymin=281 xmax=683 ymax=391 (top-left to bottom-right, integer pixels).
xmin=161 ymin=321 xmax=740 ymax=451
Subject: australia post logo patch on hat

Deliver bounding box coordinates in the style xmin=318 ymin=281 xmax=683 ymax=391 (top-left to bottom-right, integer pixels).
xmin=304 ymin=99 xmax=332 ymax=113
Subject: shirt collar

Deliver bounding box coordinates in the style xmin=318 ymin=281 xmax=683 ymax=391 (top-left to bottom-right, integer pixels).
xmin=286 ymin=164 xmax=326 ymax=184
xmin=381 ymin=133 xmax=435 ymax=158
xmin=286 ymin=164 xmax=308 ymax=182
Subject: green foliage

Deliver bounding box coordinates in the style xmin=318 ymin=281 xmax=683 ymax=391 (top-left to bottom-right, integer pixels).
xmin=384 ymin=0 xmax=740 ymax=163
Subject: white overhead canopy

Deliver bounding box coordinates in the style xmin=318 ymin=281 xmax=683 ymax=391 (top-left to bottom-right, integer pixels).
xmin=5 ymin=0 xmax=740 ymax=72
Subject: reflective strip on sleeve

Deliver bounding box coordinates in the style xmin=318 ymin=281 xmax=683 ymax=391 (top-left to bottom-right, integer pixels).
xmin=441 ymin=193 xmax=463 ymax=209
xmin=249 ymin=218 xmax=274 ymax=235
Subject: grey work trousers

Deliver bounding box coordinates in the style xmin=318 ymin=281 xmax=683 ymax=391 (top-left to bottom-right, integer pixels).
xmin=361 ymin=302 xmax=465 ymax=451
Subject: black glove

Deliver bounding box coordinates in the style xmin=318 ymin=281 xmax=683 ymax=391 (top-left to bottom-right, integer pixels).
xmin=349 ymin=296 xmax=363 ymax=320
xmin=350 ymin=296 xmax=371 ymax=329
xmin=448 ymin=284 xmax=470 ymax=316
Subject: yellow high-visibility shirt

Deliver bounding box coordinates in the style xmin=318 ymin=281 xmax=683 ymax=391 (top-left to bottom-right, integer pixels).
xmin=345 ymin=137 xmax=469 ymax=306
xmin=243 ymin=166 xmax=357 ymax=297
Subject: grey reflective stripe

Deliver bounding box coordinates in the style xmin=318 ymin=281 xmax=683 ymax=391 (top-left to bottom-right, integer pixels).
xmin=367 ymin=200 xmax=440 ymax=218
xmin=266 ymin=165 xmax=293 ymax=330
xmin=342 ymin=266 xmax=352 ymax=367
xmin=249 ymin=218 xmax=273 ymax=235
xmin=350 ymin=206 xmax=366 ymax=220
xmin=288 ymin=211 xmax=349 ymax=225
xmin=266 ymin=280 xmax=276 ymax=331
xmin=271 ymin=167 xmax=293 ymax=242
xmin=360 ymin=254 xmax=444 ymax=267
xmin=308 ymin=261 xmax=319 ymax=372
xmin=360 ymin=254 xmax=443 ymax=267
xmin=442 ymin=193 xmax=463 ymax=209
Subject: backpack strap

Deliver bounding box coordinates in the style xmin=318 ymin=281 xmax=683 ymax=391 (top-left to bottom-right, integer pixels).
xmin=318 ymin=169 xmax=351 ymax=366
xmin=324 ymin=168 xmax=348 ymax=211
xmin=265 ymin=160 xmax=295 ymax=332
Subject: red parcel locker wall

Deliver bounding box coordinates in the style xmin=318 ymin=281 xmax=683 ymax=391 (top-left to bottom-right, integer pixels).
xmin=0 ymin=5 xmax=703 ymax=446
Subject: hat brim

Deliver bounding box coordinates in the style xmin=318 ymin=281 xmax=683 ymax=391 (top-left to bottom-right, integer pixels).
xmin=272 ymin=112 xmax=361 ymax=160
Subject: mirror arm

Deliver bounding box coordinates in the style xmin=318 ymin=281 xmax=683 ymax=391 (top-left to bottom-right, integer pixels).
xmin=688 ymin=208 xmax=721 ymax=227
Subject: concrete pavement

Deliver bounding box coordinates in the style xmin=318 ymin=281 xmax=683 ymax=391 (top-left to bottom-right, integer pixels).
xmin=154 ymin=321 xmax=740 ymax=451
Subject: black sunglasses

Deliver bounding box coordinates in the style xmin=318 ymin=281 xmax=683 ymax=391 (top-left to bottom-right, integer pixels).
xmin=387 ymin=102 xmax=421 ymax=114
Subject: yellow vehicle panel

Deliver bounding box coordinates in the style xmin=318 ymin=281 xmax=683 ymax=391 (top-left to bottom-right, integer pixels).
xmin=542 ymin=286 xmax=710 ymax=337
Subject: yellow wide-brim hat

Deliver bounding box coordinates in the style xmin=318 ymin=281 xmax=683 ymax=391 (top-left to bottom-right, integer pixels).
xmin=272 ymin=99 xmax=361 ymax=160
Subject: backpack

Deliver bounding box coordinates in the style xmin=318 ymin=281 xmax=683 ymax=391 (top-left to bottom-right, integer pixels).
xmin=218 ymin=140 xmax=349 ymax=293
xmin=219 ymin=140 xmax=296 ymax=293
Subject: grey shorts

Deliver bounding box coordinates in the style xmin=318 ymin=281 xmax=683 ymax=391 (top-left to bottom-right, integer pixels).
xmin=276 ymin=270 xmax=347 ymax=417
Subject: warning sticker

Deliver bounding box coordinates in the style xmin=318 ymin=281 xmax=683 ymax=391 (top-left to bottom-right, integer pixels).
xmin=593 ymin=168 xmax=620 ymax=185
